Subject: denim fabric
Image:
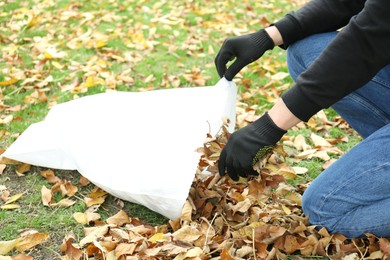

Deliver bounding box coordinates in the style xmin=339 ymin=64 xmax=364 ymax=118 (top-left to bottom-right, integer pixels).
xmin=286 ymin=32 xmax=390 ymax=238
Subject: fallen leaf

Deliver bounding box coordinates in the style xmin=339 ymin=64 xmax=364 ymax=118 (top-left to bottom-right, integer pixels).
xmin=14 ymin=233 xmax=49 ymax=252
xmin=106 ymin=210 xmax=130 ymax=226
xmin=1 ymin=204 xmax=20 ymax=210
xmin=16 ymin=164 xmax=31 ymax=176
xmin=5 ymin=193 xmax=23 ymax=204
xmin=41 ymin=185 xmax=53 ymax=206
xmin=0 ymin=239 xmax=18 ymax=255
xmin=51 ymin=198 xmax=76 ymax=207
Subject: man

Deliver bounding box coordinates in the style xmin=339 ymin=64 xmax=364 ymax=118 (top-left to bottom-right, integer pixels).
xmin=215 ymin=0 xmax=390 ymax=238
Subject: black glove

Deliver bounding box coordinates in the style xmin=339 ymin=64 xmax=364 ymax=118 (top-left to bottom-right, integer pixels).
xmin=215 ymin=29 xmax=274 ymax=81
xmin=218 ymin=113 xmax=286 ymax=181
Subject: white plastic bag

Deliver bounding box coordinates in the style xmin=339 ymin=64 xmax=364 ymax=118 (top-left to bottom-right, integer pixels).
xmin=3 ymin=78 xmax=236 ymax=219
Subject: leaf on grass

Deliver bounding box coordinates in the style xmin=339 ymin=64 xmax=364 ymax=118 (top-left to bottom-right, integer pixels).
xmin=73 ymin=212 xmax=101 ymax=225
xmin=0 ymin=164 xmax=6 ymax=175
xmin=41 ymin=185 xmax=53 ymax=206
xmin=1 ymin=204 xmax=20 ymax=210
xmin=0 ymin=78 xmax=18 ymax=86
xmin=16 ymin=164 xmax=31 ymax=176
xmin=106 ymin=210 xmax=130 ymax=226
xmin=51 ymin=198 xmax=76 ymax=207
xmin=311 ymin=133 xmax=332 ymax=147
xmin=79 ymin=175 xmax=90 ymax=186
xmin=89 ymin=187 xmax=108 ymax=198
xmin=5 ymin=193 xmax=23 ymax=204
xmin=14 ymin=233 xmax=49 ymax=252
xmin=84 ymin=196 xmax=106 ymax=207
xmin=40 ymin=169 xmax=61 ymax=184
xmin=0 ymin=239 xmax=19 ymax=255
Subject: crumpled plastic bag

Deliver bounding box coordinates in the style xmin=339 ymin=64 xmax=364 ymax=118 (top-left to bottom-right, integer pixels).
xmin=3 ymin=78 xmax=236 ymax=219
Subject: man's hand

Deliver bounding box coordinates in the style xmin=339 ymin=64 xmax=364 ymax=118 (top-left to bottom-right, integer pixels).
xmin=218 ymin=112 xmax=286 ymax=181
xmin=215 ymin=29 xmax=274 ymax=81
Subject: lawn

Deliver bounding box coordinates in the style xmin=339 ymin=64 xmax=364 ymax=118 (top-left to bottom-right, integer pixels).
xmin=0 ymin=0 xmax=373 ymax=259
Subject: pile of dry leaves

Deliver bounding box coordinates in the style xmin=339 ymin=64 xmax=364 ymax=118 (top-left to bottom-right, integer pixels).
xmin=55 ymin=118 xmax=390 ymax=260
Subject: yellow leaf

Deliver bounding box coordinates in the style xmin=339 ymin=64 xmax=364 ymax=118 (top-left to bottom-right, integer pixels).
xmin=0 ymin=78 xmax=18 ymax=86
xmin=51 ymin=61 xmax=64 ymax=69
xmin=1 ymin=204 xmax=20 ymax=210
xmin=95 ymin=40 xmax=107 ymax=48
xmin=84 ymin=75 xmax=96 ymax=88
xmin=44 ymin=52 xmax=53 ymax=59
xmin=148 ymin=233 xmax=168 ymax=243
xmin=89 ymin=187 xmax=108 ymax=198
xmin=15 ymin=233 xmax=49 ymax=252
xmin=5 ymin=193 xmax=23 ymax=204
xmin=281 ymin=204 xmax=292 ymax=215
xmin=0 ymin=239 xmax=18 ymax=255
xmin=84 ymin=196 xmax=106 ymax=207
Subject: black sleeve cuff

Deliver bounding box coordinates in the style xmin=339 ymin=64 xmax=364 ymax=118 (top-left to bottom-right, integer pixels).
xmin=273 ymin=13 xmax=304 ymax=49
xmin=281 ymin=85 xmax=323 ymax=122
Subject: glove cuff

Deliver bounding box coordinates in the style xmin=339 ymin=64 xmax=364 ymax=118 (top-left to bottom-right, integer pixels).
xmin=253 ymin=29 xmax=275 ymax=51
xmin=251 ymin=112 xmax=286 ymax=145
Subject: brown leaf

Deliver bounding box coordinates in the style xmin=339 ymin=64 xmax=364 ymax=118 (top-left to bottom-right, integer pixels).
xmin=51 ymin=198 xmax=76 ymax=207
xmin=115 ymin=243 xmax=136 ymax=258
xmin=41 ymin=185 xmax=53 ymax=206
xmin=16 ymin=163 xmax=31 ymax=176
xmin=221 ymin=248 xmax=234 ymax=260
xmin=15 ymin=233 xmax=49 ymax=252
xmin=379 ymin=238 xmax=390 ymax=257
xmin=0 ymin=164 xmax=6 ymax=175
xmin=79 ymin=175 xmax=90 ymax=186
xmin=73 ymin=212 xmax=101 ymax=225
xmin=40 ymin=169 xmax=61 ymax=184
xmin=61 ymin=238 xmax=83 ymax=260
xmin=106 ymin=210 xmax=130 ymax=226
xmin=172 ymin=225 xmax=202 ymax=243
xmin=79 ymin=225 xmax=109 ymax=247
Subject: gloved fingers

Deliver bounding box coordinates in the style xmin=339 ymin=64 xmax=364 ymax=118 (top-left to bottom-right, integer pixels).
xmin=247 ymin=168 xmax=259 ymax=177
xmin=218 ymin=148 xmax=227 ymax=176
xmin=224 ymin=58 xmax=247 ymax=81
xmin=215 ymin=49 xmax=234 ymax=79
xmin=227 ymin=165 xmax=239 ymax=181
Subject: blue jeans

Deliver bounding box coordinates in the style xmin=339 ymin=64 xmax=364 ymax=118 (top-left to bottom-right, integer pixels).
xmin=287 ymin=32 xmax=390 ymax=238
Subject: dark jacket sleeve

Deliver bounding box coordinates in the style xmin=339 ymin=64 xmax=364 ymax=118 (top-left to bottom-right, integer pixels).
xmin=274 ymin=0 xmax=366 ymax=49
xmin=276 ymin=0 xmax=390 ymax=121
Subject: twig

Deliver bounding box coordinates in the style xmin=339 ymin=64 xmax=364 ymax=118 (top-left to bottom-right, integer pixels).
xmin=252 ymin=227 xmax=258 ymax=260
xmin=202 ymin=213 xmax=219 ymax=252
